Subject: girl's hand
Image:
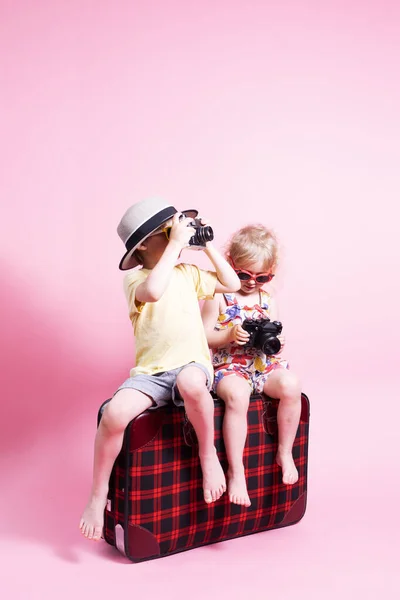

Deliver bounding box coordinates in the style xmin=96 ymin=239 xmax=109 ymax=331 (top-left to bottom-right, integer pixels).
xmin=168 ymin=213 xmax=195 ymax=248
xmin=229 ymin=324 xmax=250 ymax=345
xmin=276 ymin=333 xmax=286 ymax=353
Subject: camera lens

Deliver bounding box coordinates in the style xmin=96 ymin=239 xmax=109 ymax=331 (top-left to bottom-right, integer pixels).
xmin=194 ymin=225 xmax=214 ymax=244
xmin=261 ymin=336 xmax=281 ymax=356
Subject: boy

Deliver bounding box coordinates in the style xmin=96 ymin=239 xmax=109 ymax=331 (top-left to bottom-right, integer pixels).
xmin=80 ymin=198 xmax=240 ymax=540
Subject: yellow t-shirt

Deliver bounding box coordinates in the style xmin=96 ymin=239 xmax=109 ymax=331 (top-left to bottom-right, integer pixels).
xmin=123 ymin=263 xmax=217 ymax=380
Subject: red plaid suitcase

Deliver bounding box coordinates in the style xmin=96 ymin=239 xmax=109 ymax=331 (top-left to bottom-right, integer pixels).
xmin=98 ymin=392 xmax=310 ymax=562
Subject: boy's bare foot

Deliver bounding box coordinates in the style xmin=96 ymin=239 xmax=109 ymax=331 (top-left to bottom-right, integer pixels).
xmin=79 ymin=495 xmax=107 ymax=541
xmin=227 ymin=468 xmax=251 ymax=507
xmin=199 ymin=451 xmax=226 ymax=503
xmin=276 ymin=449 xmax=299 ymax=485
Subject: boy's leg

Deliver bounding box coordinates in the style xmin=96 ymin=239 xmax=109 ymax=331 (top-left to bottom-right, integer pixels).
xmin=79 ymin=388 xmax=153 ymax=540
xmin=216 ymin=374 xmax=252 ymax=507
xmin=176 ymin=366 xmax=226 ymax=504
xmin=263 ymin=368 xmax=302 ymax=485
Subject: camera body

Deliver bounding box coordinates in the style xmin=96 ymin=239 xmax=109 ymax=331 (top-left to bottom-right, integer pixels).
xmin=186 ymin=217 xmax=214 ymax=248
xmin=165 ymin=217 xmax=214 ymax=248
xmin=242 ymin=317 xmax=283 ymax=356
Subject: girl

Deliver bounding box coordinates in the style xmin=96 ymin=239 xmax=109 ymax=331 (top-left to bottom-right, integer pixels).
xmin=201 ymin=224 xmax=302 ymax=507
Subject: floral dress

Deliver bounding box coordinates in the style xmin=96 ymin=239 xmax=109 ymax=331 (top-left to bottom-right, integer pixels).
xmin=212 ymin=291 xmax=289 ymax=393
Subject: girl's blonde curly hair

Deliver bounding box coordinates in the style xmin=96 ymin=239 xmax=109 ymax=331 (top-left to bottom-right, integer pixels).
xmin=226 ymin=224 xmax=279 ymax=271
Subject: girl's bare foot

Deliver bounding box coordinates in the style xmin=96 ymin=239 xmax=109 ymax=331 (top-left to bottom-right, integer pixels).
xmin=199 ymin=450 xmax=226 ymax=503
xmin=227 ymin=468 xmax=251 ymax=507
xmin=276 ymin=449 xmax=299 ymax=485
xmin=79 ymin=495 xmax=107 ymax=541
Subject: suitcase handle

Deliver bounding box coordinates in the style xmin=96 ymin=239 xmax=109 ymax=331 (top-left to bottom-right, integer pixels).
xmin=261 ymin=395 xmax=278 ymax=436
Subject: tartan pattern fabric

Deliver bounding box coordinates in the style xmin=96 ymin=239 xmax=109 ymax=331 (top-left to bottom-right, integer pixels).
xmin=102 ymin=393 xmax=309 ymax=561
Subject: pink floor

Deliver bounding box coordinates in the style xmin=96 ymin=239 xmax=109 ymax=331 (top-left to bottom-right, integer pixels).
xmin=2 ymin=381 xmax=399 ymax=600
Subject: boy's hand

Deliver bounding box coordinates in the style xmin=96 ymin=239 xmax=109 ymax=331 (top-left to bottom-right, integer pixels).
xmin=198 ymin=216 xmax=211 ymax=226
xmin=198 ymin=216 xmax=214 ymax=248
xmin=168 ymin=213 xmax=195 ymax=248
xmin=229 ymin=324 xmax=250 ymax=345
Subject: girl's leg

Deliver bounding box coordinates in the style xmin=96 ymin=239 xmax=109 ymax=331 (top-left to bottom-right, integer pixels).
xmin=79 ymin=389 xmax=153 ymax=540
xmin=263 ymin=369 xmax=302 ymax=485
xmin=176 ymin=366 xmax=226 ymax=504
xmin=216 ymin=374 xmax=252 ymax=507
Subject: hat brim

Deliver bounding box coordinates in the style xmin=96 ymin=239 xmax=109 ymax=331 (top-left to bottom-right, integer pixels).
xmin=119 ymin=208 xmax=198 ymax=270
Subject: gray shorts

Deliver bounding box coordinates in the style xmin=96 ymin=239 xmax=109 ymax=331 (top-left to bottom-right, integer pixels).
xmin=114 ymin=362 xmax=211 ymax=409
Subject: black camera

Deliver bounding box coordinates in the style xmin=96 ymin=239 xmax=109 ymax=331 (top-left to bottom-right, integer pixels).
xmin=167 ymin=216 xmax=214 ymax=248
xmin=242 ymin=317 xmax=283 ymax=356
xmin=186 ymin=217 xmax=214 ymax=248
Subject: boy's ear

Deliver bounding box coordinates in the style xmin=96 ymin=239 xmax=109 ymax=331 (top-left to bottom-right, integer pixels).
xmin=137 ymin=241 xmax=147 ymax=251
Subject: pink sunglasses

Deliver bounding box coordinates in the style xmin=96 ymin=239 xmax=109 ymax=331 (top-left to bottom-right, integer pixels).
xmin=230 ymin=257 xmax=275 ymax=284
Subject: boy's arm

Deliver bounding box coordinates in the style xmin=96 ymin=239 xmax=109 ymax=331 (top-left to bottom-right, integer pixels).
xmin=135 ymin=214 xmax=194 ymax=303
xmin=135 ymin=240 xmax=182 ymax=303
xmin=203 ymin=243 xmax=241 ymax=293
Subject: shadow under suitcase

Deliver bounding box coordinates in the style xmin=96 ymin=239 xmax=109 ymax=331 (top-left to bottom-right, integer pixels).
xmin=98 ymin=392 xmax=310 ymax=562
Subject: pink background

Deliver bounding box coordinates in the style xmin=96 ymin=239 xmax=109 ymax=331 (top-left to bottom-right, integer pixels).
xmin=1 ymin=1 xmax=399 ymax=598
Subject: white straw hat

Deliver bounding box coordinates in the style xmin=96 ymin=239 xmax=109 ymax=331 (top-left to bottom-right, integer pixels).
xmin=117 ymin=197 xmax=197 ymax=270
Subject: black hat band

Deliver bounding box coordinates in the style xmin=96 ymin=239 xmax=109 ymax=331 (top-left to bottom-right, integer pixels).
xmin=124 ymin=206 xmax=176 ymax=253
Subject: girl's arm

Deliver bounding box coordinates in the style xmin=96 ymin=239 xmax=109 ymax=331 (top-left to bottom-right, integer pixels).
xmin=202 ymin=294 xmax=250 ymax=349
xmin=268 ymin=295 xmax=286 ymax=354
